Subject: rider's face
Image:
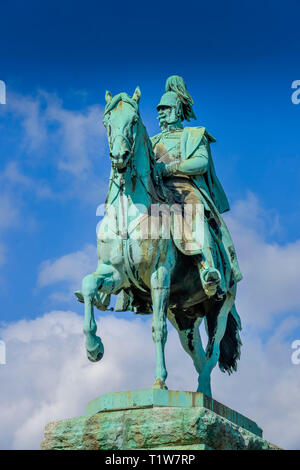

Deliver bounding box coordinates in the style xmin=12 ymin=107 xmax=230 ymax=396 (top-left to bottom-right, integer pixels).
xmin=157 ymin=105 xmax=177 ymax=129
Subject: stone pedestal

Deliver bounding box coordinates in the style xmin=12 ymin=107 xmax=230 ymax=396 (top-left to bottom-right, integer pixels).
xmin=41 ymin=389 xmax=280 ymax=450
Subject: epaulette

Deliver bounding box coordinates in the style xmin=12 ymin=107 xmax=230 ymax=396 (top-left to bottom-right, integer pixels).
xmin=186 ymin=126 xmax=216 ymax=143
xmin=150 ymin=133 xmax=162 ymax=147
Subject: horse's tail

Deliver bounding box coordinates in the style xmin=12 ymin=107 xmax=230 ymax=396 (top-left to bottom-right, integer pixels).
xmin=205 ymin=303 xmax=242 ymax=374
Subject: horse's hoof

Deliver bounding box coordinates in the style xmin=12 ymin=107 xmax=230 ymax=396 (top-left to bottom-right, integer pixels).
xmin=86 ymin=341 xmax=104 ymax=362
xmin=87 ymin=350 xmax=104 ymax=362
xmin=152 ymin=379 xmax=168 ymax=390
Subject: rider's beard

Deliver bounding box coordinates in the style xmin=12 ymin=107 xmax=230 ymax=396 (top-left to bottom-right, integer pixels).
xmin=159 ymin=117 xmax=168 ymax=130
xmin=159 ymin=108 xmax=179 ymax=130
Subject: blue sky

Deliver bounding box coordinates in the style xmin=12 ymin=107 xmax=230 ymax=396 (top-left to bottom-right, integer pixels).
xmin=1 ymin=0 xmax=300 ymax=319
xmin=1 ymin=0 xmax=300 ymax=449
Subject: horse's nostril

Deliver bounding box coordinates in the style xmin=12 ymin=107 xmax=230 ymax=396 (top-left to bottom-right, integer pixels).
xmin=110 ymin=151 xmax=129 ymax=158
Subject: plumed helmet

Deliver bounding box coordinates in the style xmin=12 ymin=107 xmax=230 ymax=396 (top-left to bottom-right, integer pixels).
xmin=157 ymin=91 xmax=179 ymax=109
xmin=157 ymin=75 xmax=196 ymax=122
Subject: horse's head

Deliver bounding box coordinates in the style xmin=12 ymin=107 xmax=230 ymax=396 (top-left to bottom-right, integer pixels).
xmin=103 ymin=87 xmax=141 ymax=171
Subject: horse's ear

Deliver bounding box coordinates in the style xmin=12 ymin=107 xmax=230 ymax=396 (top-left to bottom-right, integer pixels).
xmin=132 ymin=86 xmax=141 ymax=103
xmin=105 ymin=90 xmax=113 ymax=104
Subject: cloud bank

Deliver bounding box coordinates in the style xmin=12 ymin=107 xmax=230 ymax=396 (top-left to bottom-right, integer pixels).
xmin=1 ymin=90 xmax=109 ymax=204
xmin=0 ymin=309 xmax=299 ymax=450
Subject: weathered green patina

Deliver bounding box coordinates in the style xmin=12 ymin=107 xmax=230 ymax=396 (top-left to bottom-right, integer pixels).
xmin=75 ymin=76 xmax=243 ymax=397
xmin=85 ymin=389 xmax=262 ymax=437
xmin=41 ymin=390 xmax=280 ymax=451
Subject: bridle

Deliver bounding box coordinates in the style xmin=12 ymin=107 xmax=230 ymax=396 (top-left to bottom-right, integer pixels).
xmin=105 ymin=100 xmax=168 ymax=204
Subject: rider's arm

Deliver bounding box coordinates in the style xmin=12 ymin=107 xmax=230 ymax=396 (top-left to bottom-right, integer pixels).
xmin=177 ymin=152 xmax=208 ymax=175
xmin=164 ymin=138 xmax=209 ymax=177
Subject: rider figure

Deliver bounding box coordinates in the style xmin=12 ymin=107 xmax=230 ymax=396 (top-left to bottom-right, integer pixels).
xmin=151 ymin=75 xmax=242 ymax=298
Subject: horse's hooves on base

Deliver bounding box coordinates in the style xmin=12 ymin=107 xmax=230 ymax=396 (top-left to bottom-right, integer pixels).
xmin=197 ymin=383 xmax=212 ymax=398
xmin=152 ymin=379 xmax=168 ymax=390
xmin=197 ymin=389 xmax=212 ymax=398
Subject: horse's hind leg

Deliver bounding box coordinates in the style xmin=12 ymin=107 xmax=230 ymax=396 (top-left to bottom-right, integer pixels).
xmin=197 ymin=293 xmax=235 ymax=397
xmin=168 ymin=312 xmax=206 ymax=389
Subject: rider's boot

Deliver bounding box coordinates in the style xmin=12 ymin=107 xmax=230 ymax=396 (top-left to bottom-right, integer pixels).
xmin=200 ymin=266 xmax=221 ymax=297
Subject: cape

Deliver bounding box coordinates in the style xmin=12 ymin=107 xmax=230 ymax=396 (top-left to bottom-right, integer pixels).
xmin=180 ymin=126 xmax=229 ymax=214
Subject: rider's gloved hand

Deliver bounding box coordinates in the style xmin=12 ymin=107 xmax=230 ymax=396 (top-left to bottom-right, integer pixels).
xmin=164 ymin=160 xmax=181 ymax=176
xmin=153 ymin=160 xmax=181 ymax=182
xmin=153 ymin=162 xmax=167 ymax=182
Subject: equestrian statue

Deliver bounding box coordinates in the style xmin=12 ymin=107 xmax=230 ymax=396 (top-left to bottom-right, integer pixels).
xmin=75 ymin=76 xmax=242 ymax=397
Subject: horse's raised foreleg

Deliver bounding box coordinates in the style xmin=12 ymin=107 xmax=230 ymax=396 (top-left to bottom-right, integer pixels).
xmin=80 ymin=264 xmax=124 ymax=362
xmin=197 ymin=293 xmax=235 ymax=397
xmin=151 ymin=264 xmax=171 ymax=390
xmin=83 ymin=296 xmax=104 ymax=362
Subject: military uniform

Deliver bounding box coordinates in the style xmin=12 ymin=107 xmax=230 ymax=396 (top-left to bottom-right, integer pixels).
xmin=151 ymin=125 xmax=242 ymax=295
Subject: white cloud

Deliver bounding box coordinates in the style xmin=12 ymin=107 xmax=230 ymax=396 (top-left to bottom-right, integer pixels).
xmin=0 ymin=310 xmax=299 ymax=450
xmin=0 ymin=161 xmax=55 ymax=200
xmin=0 ymin=189 xmax=19 ymax=267
xmin=37 ymin=244 xmax=97 ymax=301
xmin=43 ymin=92 xmax=105 ymax=177
xmin=0 ymin=243 xmax=5 ymax=267
xmin=0 ymin=192 xmax=18 ymax=232
xmin=225 ymin=193 xmax=300 ymax=329
xmin=3 ymin=90 xmax=109 ymax=204
xmin=0 ymin=311 xmax=157 ymax=449
xmin=7 ymin=93 xmax=48 ymax=151
xmin=1 ymin=161 xmax=32 ymax=188
xmin=0 ymin=87 xmax=109 ymax=272
xmin=0 ymin=162 xmax=44 ymax=269
xmin=8 ymin=91 xmax=106 ymax=171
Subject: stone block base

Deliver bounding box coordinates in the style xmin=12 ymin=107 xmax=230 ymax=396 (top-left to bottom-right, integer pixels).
xmin=41 ymin=389 xmax=280 ymax=450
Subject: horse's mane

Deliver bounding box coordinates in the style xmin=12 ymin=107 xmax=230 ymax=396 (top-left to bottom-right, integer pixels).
xmin=104 ymin=92 xmax=139 ymax=116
